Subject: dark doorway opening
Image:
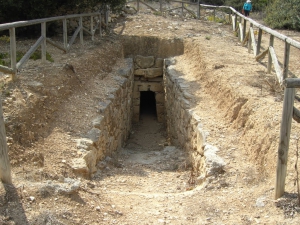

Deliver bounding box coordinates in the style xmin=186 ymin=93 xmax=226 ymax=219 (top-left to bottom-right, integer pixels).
xmin=140 ymin=91 xmax=157 ymax=119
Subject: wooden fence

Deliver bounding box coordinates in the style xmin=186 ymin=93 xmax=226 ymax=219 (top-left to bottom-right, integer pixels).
xmin=1 ymin=1 xmax=300 ymax=198
xmin=0 ymin=11 xmax=109 ymax=80
xmin=128 ymin=0 xmax=300 ymax=199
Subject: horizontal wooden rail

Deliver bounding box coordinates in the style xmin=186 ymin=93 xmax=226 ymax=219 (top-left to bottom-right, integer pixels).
xmin=0 ymin=65 xmax=15 ymax=74
xmin=0 ymin=12 xmax=100 ymax=31
xmin=284 ymin=78 xmax=300 ymax=88
xmin=125 ymin=0 xmax=300 ymax=201
xmin=293 ymin=107 xmax=300 ymax=123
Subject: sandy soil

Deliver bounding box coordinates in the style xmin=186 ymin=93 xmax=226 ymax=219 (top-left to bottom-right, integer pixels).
xmin=1 ymin=3 xmax=300 ymax=225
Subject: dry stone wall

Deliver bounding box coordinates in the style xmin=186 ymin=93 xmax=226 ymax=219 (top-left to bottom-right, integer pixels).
xmin=132 ymin=55 xmax=165 ymax=123
xmin=164 ymin=58 xmax=226 ymax=182
xmin=71 ymin=58 xmax=134 ymax=178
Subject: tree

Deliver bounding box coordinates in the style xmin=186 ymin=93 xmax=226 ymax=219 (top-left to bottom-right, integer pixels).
xmin=0 ymin=98 xmax=12 ymax=184
xmin=0 ymin=0 xmax=126 ymax=23
xmin=265 ymin=0 xmax=300 ymax=30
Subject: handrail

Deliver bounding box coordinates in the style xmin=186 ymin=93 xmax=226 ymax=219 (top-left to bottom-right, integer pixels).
xmin=127 ymin=0 xmax=300 ymax=200
xmin=0 ymin=12 xmax=100 ymax=31
xmin=1 ymin=3 xmax=300 ymax=200
xmin=0 ymin=12 xmax=104 ymax=80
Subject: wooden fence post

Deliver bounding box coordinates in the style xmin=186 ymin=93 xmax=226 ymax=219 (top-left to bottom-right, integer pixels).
xmin=213 ymin=9 xmax=216 ymax=21
xmin=99 ymin=13 xmax=102 ymax=37
xmin=267 ymin=34 xmax=274 ymax=74
xmin=0 ymin=97 xmax=12 ymax=184
xmin=197 ymin=0 xmax=200 ymax=19
xmin=63 ymin=19 xmax=68 ymax=50
xmin=275 ymin=87 xmax=295 ymax=199
xmin=248 ymin=27 xmax=252 ymax=53
xmin=79 ymin=16 xmax=83 ymax=45
xmin=181 ymin=2 xmax=184 ymax=19
xmin=137 ymin=0 xmax=140 ymax=12
xmin=283 ymin=42 xmax=291 ymax=80
xmin=234 ymin=13 xmax=237 ymax=31
xmin=91 ymin=16 xmax=94 ymax=41
xmin=41 ymin=22 xmax=46 ymax=63
xmin=160 ymin=0 xmax=162 ymax=13
xmin=243 ymin=19 xmax=247 ymax=41
xmin=256 ymin=28 xmax=262 ymax=56
xmin=9 ymin=28 xmax=16 ymax=81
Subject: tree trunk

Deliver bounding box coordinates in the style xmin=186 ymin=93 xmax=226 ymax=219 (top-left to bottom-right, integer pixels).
xmin=0 ymin=96 xmax=12 ymax=184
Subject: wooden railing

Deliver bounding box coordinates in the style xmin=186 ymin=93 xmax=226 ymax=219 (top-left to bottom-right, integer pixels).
xmin=1 ymin=2 xmax=300 ymax=199
xmin=0 ymin=12 xmax=105 ymax=80
xmin=128 ymin=0 xmax=300 ymax=199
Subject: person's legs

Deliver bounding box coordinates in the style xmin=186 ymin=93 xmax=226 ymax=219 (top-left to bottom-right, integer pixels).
xmin=244 ymin=10 xmax=250 ymax=16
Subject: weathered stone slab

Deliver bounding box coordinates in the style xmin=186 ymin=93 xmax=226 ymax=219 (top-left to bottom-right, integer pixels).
xmin=154 ymin=58 xmax=164 ymax=68
xmin=85 ymin=128 xmax=101 ymax=143
xmin=134 ymin=55 xmax=154 ymax=69
xmin=149 ymin=83 xmax=164 ymax=92
xmin=71 ymin=158 xmax=89 ymax=178
xmin=196 ymin=124 xmax=206 ymax=155
xmin=92 ymin=116 xmax=104 ymax=129
xmin=155 ymin=93 xmax=165 ymax=103
xmin=134 ymin=68 xmax=163 ymax=78
xmin=204 ymin=144 xmax=226 ymax=177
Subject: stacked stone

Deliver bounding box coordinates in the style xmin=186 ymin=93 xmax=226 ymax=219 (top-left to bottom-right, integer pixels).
xmin=164 ymin=58 xmax=225 ymax=181
xmin=71 ymin=59 xmax=134 ymax=178
xmin=132 ymin=55 xmax=165 ymax=123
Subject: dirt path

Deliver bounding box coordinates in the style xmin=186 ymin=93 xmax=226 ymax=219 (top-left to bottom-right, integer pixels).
xmin=1 ymin=3 xmax=300 ymax=224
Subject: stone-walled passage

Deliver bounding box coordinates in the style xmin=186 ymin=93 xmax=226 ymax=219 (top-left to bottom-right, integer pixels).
xmin=71 ymin=59 xmax=134 ymax=178
xmin=132 ymin=55 xmax=165 ymax=123
xmin=164 ymin=58 xmax=226 ymax=182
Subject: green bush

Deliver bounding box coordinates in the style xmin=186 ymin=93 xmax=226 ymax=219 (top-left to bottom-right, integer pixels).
xmin=224 ymin=0 xmax=268 ymax=13
xmin=0 ymin=0 xmax=126 ymax=36
xmin=265 ymin=0 xmax=300 ymax=31
xmin=0 ymin=50 xmax=54 ymax=66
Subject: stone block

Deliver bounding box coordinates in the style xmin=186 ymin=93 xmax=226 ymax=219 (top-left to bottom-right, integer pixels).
xmin=157 ymin=114 xmax=165 ymax=123
xmin=133 ymin=91 xmax=140 ymax=98
xmin=144 ymin=68 xmax=163 ymax=78
xmin=134 ymin=55 xmax=155 ymax=69
xmin=149 ymin=83 xmax=164 ymax=92
xmin=85 ymin=128 xmax=101 ymax=143
xmin=204 ymin=145 xmax=226 ymax=177
xmin=71 ymin=158 xmax=90 ymax=178
xmin=196 ymin=124 xmax=206 ymax=155
xmin=92 ymin=115 xmax=104 ymax=129
xmin=155 ymin=93 xmax=165 ymax=103
xmin=138 ymin=83 xmax=149 ymax=92
xmin=156 ymin=104 xmax=165 ymax=115
xmin=154 ymin=58 xmax=164 ymax=68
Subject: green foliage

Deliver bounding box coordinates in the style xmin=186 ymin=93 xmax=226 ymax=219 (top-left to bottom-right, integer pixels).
xmin=224 ymin=0 xmax=268 ymax=12
xmin=0 ymin=35 xmax=10 ymax=43
xmin=201 ymin=0 xmax=225 ymax=6
xmin=265 ymin=0 xmax=300 ymax=31
xmin=153 ymin=11 xmax=162 ymax=16
xmin=30 ymin=51 xmax=54 ymax=62
xmin=0 ymin=50 xmax=54 ymax=66
xmin=0 ymin=52 xmax=9 ymax=66
xmin=0 ymin=0 xmax=126 ymax=23
xmin=207 ymin=15 xmax=227 ymax=24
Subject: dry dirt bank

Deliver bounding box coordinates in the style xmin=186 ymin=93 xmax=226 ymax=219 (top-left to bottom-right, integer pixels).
xmin=0 ymin=7 xmax=300 ymax=225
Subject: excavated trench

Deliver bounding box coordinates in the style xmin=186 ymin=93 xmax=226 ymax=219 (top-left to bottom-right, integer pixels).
xmin=81 ymin=35 xmax=225 ymax=182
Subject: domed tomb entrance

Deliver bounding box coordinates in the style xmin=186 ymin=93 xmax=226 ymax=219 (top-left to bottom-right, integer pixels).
xmin=132 ymin=55 xmax=165 ymax=123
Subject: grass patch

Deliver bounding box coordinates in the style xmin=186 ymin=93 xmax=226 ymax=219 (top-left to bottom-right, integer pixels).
xmin=0 ymin=50 xmax=54 ymax=66
xmin=0 ymin=35 xmax=10 ymax=43
xmin=207 ymin=15 xmax=228 ymax=24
